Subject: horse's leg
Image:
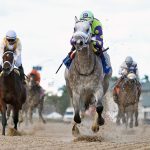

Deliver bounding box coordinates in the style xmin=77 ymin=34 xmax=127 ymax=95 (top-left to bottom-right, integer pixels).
xmin=92 ymin=112 xmax=99 ymax=132
xmin=125 ymin=111 xmax=129 ymax=128
xmin=91 ymin=89 xmax=104 ymax=133
xmin=73 ymin=93 xmax=81 ymax=124
xmin=95 ymin=89 xmax=104 ymax=126
xmin=23 ymin=103 xmax=28 ymax=126
xmin=25 ymin=109 xmax=28 ymax=126
xmin=29 ymin=107 xmax=34 ymax=124
xmin=6 ymin=105 xmax=11 ymax=121
xmin=134 ymin=103 xmax=138 ymax=127
xmin=129 ymin=106 xmax=134 ymax=128
xmin=116 ymin=107 xmax=121 ymax=125
xmin=13 ymin=108 xmax=19 ymax=130
xmin=18 ymin=110 xmax=23 ymax=127
xmin=1 ymin=103 xmax=7 ymax=135
xmin=38 ymin=101 xmax=46 ymax=124
xmin=122 ymin=112 xmax=126 ymax=124
xmin=119 ymin=105 xmax=126 ymax=125
xmin=72 ymin=93 xmax=81 ymax=136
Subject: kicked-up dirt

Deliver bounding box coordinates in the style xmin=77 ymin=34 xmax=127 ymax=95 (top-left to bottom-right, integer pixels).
xmin=0 ymin=118 xmax=150 ymax=150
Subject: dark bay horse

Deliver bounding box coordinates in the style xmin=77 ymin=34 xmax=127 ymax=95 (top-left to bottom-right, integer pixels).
xmin=65 ymin=17 xmax=112 ymax=134
xmin=113 ymin=73 xmax=141 ymax=128
xmin=21 ymin=73 xmax=46 ymax=125
xmin=0 ymin=49 xmax=26 ymax=135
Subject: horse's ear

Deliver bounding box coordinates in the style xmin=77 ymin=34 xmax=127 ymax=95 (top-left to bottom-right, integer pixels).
xmin=75 ymin=16 xmax=79 ymax=23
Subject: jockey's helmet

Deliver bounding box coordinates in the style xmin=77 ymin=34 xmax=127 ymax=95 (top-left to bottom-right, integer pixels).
xmin=80 ymin=10 xmax=94 ymax=22
xmin=125 ymin=56 xmax=133 ymax=66
xmin=6 ymin=30 xmax=17 ymax=45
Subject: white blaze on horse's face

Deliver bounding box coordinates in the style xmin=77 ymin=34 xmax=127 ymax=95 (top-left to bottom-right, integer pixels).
xmin=2 ymin=51 xmax=15 ymax=75
xmin=73 ymin=20 xmax=92 ymax=51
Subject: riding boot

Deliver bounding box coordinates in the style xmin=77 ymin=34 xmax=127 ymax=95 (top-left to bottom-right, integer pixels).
xmin=100 ymin=53 xmax=111 ymax=74
xmin=18 ymin=65 xmax=26 ymax=84
xmin=95 ymin=48 xmax=111 ymax=74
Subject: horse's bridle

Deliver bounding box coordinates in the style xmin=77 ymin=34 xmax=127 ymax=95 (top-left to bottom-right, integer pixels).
xmin=73 ymin=32 xmax=91 ymax=51
xmin=2 ymin=50 xmax=15 ymax=74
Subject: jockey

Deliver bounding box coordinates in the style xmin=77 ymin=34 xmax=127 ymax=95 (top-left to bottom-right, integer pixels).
xmin=28 ymin=69 xmax=41 ymax=85
xmin=63 ymin=10 xmax=111 ymax=74
xmin=119 ymin=56 xmax=139 ymax=78
xmin=28 ymin=68 xmax=45 ymax=99
xmin=0 ymin=30 xmax=25 ymax=83
xmin=113 ymin=56 xmax=140 ymax=102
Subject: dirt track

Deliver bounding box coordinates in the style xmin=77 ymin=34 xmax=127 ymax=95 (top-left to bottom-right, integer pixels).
xmin=0 ymin=119 xmax=150 ymax=150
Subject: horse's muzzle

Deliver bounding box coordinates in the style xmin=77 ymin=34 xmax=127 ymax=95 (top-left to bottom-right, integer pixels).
xmin=76 ymin=39 xmax=83 ymax=46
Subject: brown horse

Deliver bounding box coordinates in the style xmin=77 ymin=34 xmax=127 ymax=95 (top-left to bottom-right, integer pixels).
xmin=113 ymin=73 xmax=141 ymax=128
xmin=21 ymin=74 xmax=46 ymax=125
xmin=0 ymin=49 xmax=26 ymax=135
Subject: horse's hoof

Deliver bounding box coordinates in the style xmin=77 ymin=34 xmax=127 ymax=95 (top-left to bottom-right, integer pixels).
xmin=116 ymin=120 xmax=120 ymax=126
xmin=97 ymin=116 xmax=105 ymax=126
xmin=43 ymin=120 xmax=46 ymax=124
xmin=129 ymin=123 xmax=133 ymax=128
xmin=74 ymin=115 xmax=81 ymax=124
xmin=91 ymin=125 xmax=99 ymax=133
xmin=72 ymin=125 xmax=80 ymax=137
xmin=135 ymin=121 xmax=138 ymax=127
xmin=122 ymin=118 xmax=126 ymax=124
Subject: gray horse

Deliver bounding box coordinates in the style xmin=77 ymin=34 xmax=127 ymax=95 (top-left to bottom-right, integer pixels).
xmin=20 ymin=74 xmax=46 ymax=125
xmin=64 ymin=17 xmax=112 ymax=134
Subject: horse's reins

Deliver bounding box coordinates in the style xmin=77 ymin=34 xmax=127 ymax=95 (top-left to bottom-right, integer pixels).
xmin=74 ymin=47 xmax=96 ymax=76
xmin=74 ymin=47 xmax=109 ymax=76
xmin=2 ymin=50 xmax=15 ymax=73
xmin=75 ymin=57 xmax=96 ymax=76
xmin=2 ymin=50 xmax=28 ymax=80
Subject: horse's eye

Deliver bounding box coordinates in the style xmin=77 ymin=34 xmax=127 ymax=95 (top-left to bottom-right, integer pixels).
xmin=74 ymin=27 xmax=76 ymax=32
xmin=86 ymin=29 xmax=89 ymax=33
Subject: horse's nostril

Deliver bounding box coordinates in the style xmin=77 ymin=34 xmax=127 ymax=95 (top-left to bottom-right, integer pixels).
xmin=77 ymin=40 xmax=83 ymax=46
xmin=79 ymin=41 xmax=83 ymax=46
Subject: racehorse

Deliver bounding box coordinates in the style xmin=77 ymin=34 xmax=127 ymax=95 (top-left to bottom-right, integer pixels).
xmin=113 ymin=73 xmax=141 ymax=128
xmin=0 ymin=48 xmax=26 ymax=135
xmin=64 ymin=17 xmax=112 ymax=134
xmin=21 ymin=73 xmax=46 ymax=125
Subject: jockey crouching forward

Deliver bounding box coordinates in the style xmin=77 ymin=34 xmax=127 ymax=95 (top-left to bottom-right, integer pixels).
xmin=28 ymin=69 xmax=45 ymax=99
xmin=63 ymin=10 xmax=112 ymax=74
xmin=0 ymin=30 xmax=26 ymax=83
xmin=113 ymin=56 xmax=141 ymax=102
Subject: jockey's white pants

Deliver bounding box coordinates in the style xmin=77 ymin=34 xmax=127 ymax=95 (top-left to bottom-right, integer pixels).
xmin=14 ymin=54 xmax=22 ymax=67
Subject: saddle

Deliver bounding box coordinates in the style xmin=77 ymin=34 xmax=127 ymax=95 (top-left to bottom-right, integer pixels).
xmin=14 ymin=68 xmax=20 ymax=76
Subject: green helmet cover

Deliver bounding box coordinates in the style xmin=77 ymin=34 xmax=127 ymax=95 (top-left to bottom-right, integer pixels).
xmin=80 ymin=10 xmax=94 ymax=21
